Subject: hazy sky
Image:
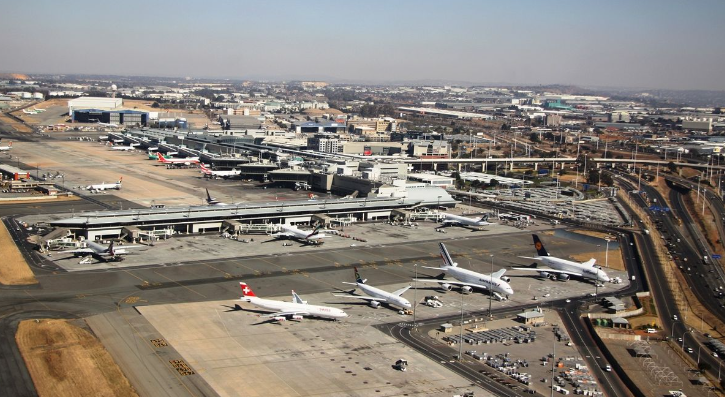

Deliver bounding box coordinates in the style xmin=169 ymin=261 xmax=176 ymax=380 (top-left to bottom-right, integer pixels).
xmin=2 ymin=0 xmax=724 ymax=90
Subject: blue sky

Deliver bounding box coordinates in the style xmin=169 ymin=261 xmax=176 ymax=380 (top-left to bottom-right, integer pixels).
xmin=1 ymin=0 xmax=723 ymax=90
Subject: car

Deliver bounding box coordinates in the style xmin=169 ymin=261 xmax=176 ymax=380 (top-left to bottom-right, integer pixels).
xmin=565 ymin=299 xmax=571 ymax=303
xmin=604 ymin=364 xmax=612 ymax=372
xmin=673 ymin=315 xmax=678 ymax=320
xmin=687 ymin=347 xmax=694 ymax=354
xmin=714 ymin=352 xmax=719 ymax=358
xmin=677 ymin=338 xmax=683 ymax=342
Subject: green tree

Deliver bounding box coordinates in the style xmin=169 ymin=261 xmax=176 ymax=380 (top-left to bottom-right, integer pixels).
xmin=529 ymin=132 xmax=540 ymax=143
xmin=488 ymin=179 xmax=499 ymax=188
xmin=600 ymin=173 xmax=614 ymax=187
xmin=667 ymin=161 xmax=678 ymax=173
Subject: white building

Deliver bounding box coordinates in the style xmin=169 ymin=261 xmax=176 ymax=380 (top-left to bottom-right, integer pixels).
xmin=68 ymin=97 xmax=123 ymax=116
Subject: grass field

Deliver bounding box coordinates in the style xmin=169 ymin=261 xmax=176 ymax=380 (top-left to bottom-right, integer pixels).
xmin=0 ymin=220 xmax=37 ymax=285
xmin=16 ymin=319 xmax=139 ymax=397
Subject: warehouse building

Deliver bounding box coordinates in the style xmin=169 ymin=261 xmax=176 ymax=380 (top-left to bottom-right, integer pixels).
xmin=68 ymin=97 xmax=122 ymax=116
xmin=72 ymin=109 xmax=148 ymax=126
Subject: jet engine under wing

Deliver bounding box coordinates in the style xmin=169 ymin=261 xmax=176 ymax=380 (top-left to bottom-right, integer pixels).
xmin=512 ymin=267 xmax=584 ymax=277
xmin=265 ymin=311 xmax=310 ymax=318
xmin=414 ymin=278 xmax=488 ymax=290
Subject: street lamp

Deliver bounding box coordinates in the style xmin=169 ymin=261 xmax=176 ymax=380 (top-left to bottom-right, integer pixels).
xmin=458 ymin=290 xmax=465 ymax=362
xmin=604 ymin=238 xmax=611 ymax=268
xmin=670 ymin=320 xmax=681 ymax=339
xmin=413 ymin=264 xmax=418 ymax=329
xmin=488 ymin=254 xmax=494 ymax=318
xmin=682 ymin=329 xmax=693 ymax=351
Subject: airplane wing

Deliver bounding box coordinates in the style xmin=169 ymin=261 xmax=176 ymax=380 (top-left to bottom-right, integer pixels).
xmin=270 ymin=232 xmax=294 ymax=238
xmin=512 ymin=267 xmax=583 ymax=277
xmin=333 ymin=294 xmax=386 ymax=302
xmin=392 ymin=285 xmax=412 ymax=296
xmin=61 ymin=248 xmax=95 ymax=254
xmin=518 ymin=256 xmax=544 ymax=261
xmin=413 ymin=278 xmax=488 ymax=290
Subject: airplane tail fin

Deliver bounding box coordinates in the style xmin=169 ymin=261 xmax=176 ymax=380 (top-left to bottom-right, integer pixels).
xmin=240 ymin=282 xmax=256 ymax=297
xmin=439 ymin=242 xmax=457 ymax=267
xmin=157 ymin=153 xmax=166 ymax=162
xmin=492 ymin=268 xmax=506 ymax=279
xmin=479 ymin=214 xmax=489 ymax=222
xmin=107 ymin=241 xmax=115 ymax=255
xmin=532 ymin=234 xmax=549 ymax=257
xmin=206 ymin=188 xmax=213 ymax=201
xmin=306 ymin=225 xmax=321 ymax=239
xmin=117 ymin=177 xmax=123 ymax=184
xmin=291 ymin=290 xmax=306 ymax=304
xmin=200 ymin=164 xmax=211 ymax=174
xmin=353 ymin=267 xmax=366 ymax=284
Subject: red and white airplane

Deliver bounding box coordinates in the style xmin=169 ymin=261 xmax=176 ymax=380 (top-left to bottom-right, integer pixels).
xmin=157 ymin=152 xmax=200 ymax=167
xmin=0 ymin=141 xmax=12 ymax=151
xmin=200 ymin=164 xmax=241 ymax=179
xmin=238 ymin=282 xmax=348 ymax=321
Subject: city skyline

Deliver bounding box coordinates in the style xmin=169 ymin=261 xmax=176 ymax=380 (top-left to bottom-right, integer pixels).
xmin=1 ymin=0 xmax=724 ymax=91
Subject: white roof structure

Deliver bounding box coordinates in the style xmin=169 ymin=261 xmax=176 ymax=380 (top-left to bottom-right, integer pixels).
xmin=459 ymin=172 xmax=534 ymax=186
xmin=68 ymin=97 xmax=123 ymax=114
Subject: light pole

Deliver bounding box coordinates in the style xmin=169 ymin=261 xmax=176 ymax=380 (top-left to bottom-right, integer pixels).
xmin=413 ymin=264 xmax=418 ymax=329
xmin=488 ymin=254 xmax=494 ymax=318
xmin=458 ymin=290 xmax=464 ymax=362
xmin=671 ymin=321 xmax=681 ymax=339
xmin=682 ymin=329 xmax=693 ymax=351
xmin=698 ymin=345 xmax=702 ymax=365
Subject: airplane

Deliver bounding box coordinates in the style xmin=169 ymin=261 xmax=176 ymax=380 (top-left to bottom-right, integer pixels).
xmin=108 ymin=142 xmax=135 ymax=151
xmin=0 ymin=141 xmax=12 ymax=151
xmin=270 ymin=224 xmax=329 ymax=245
xmin=200 ymin=163 xmax=241 ymax=179
xmin=157 ymin=152 xmax=200 ymax=167
xmin=62 ymin=240 xmax=143 ymax=262
xmin=22 ymin=109 xmax=39 ymax=114
xmin=97 ymin=122 xmax=119 ymax=128
xmin=205 ymin=188 xmax=226 ymax=205
xmin=334 ymin=267 xmax=412 ymax=310
xmin=439 ymin=212 xmax=496 ymax=228
xmin=512 ymin=234 xmax=610 ymax=283
xmin=238 ymin=282 xmax=348 ymax=321
xmin=86 ymin=177 xmax=122 ymax=191
xmin=32 ymin=107 xmax=46 ymax=112
xmin=414 ymin=242 xmax=514 ymax=300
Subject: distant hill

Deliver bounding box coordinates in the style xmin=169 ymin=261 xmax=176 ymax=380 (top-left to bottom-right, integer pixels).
xmin=0 ymin=73 xmax=29 ymax=80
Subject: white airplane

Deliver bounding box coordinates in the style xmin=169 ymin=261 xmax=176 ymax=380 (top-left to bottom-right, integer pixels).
xmin=62 ymin=241 xmax=143 ymax=262
xmin=97 ymin=122 xmax=119 ymax=128
xmin=22 ymin=109 xmax=39 ymax=114
xmin=108 ymin=142 xmax=135 ymax=151
xmin=334 ymin=267 xmax=412 ymax=310
xmin=415 ymin=242 xmax=514 ymax=300
xmin=200 ymin=164 xmax=241 ymax=179
xmin=86 ymin=177 xmax=122 ymax=191
xmin=440 ymin=212 xmax=496 ymax=228
xmin=271 ymin=224 xmax=329 ymax=245
xmin=32 ymin=107 xmax=46 ymax=112
xmin=157 ymin=152 xmax=200 ymax=167
xmin=0 ymin=141 xmax=12 ymax=151
xmin=513 ymin=234 xmax=610 ymax=283
xmin=238 ymin=282 xmax=348 ymax=321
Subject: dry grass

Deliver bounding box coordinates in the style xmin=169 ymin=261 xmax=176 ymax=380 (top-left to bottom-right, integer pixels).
xmin=0 ymin=112 xmax=33 ymax=132
xmin=0 ymin=220 xmax=37 ymax=285
xmin=683 ymin=191 xmax=724 ymax=257
xmin=16 ymin=319 xmax=139 ymax=397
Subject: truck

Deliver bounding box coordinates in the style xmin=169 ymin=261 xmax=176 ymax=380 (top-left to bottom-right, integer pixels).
xmin=704 ymin=255 xmax=711 ymax=265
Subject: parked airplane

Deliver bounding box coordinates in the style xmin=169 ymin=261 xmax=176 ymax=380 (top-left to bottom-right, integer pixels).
xmin=0 ymin=141 xmax=12 ymax=151
xmin=108 ymin=142 xmax=135 ymax=151
xmin=157 ymin=152 xmax=200 ymax=166
xmin=271 ymin=224 xmax=329 ymax=245
xmin=200 ymin=163 xmax=241 ymax=179
xmin=513 ymin=234 xmax=610 ymax=283
xmin=205 ymin=188 xmax=226 ymax=205
xmin=62 ymin=241 xmax=143 ymax=262
xmin=334 ymin=267 xmax=412 ymax=310
xmin=238 ymin=282 xmax=348 ymax=321
xmin=440 ymin=212 xmax=496 ymax=228
xmin=32 ymin=107 xmax=46 ymax=112
xmin=86 ymin=177 xmax=122 ymax=191
xmin=415 ymin=242 xmax=514 ymax=300
xmin=97 ymin=122 xmax=119 ymax=128
xmin=22 ymin=109 xmax=39 ymax=114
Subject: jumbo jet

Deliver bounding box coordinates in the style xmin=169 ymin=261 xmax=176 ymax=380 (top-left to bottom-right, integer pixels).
xmin=334 ymin=267 xmax=412 ymax=310
xmin=86 ymin=177 xmax=122 ymax=191
xmin=157 ymin=152 xmax=200 ymax=166
xmin=414 ymin=242 xmax=514 ymax=300
xmin=513 ymin=234 xmax=610 ymax=283
xmin=238 ymin=282 xmax=348 ymax=321
xmin=440 ymin=212 xmax=496 ymax=228
xmin=0 ymin=141 xmax=12 ymax=151
xmin=62 ymin=241 xmax=143 ymax=262
xmin=200 ymin=164 xmax=241 ymax=179
xmin=271 ymin=224 xmax=329 ymax=245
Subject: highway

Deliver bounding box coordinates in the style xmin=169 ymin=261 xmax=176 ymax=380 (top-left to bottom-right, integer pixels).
xmin=614 ymin=171 xmax=725 ymax=385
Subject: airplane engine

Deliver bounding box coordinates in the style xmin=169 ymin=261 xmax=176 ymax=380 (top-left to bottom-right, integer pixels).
xmin=440 ymin=283 xmax=453 ymax=291
xmin=291 ymin=315 xmax=303 ymax=320
xmin=557 ymin=274 xmax=570 ymax=281
xmin=538 ymin=271 xmax=550 ymax=279
xmin=369 ymin=300 xmax=381 ymax=309
xmin=273 ymin=316 xmax=287 ymax=322
xmin=461 ymin=286 xmax=473 ymax=294
xmin=500 ymin=276 xmax=511 ymax=282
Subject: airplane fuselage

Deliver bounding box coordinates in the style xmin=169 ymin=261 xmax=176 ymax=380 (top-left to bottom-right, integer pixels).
xmin=357 ymin=283 xmax=411 ymax=309
xmin=442 ymin=213 xmax=493 ymax=227
xmin=538 ymin=256 xmax=609 ymax=282
xmin=443 ymin=266 xmax=514 ymax=296
xmin=241 ymin=296 xmax=348 ymax=320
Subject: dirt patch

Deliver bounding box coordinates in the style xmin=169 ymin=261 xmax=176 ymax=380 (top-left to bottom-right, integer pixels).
xmin=569 ymin=249 xmax=625 ymax=271
xmin=0 ymin=220 xmax=37 ymax=285
xmin=0 ymin=195 xmax=81 ymax=205
xmin=0 ymin=112 xmax=33 ymax=133
xmin=627 ymin=315 xmax=659 ymax=330
xmin=683 ymin=191 xmax=724 ymax=257
xmin=16 ymin=319 xmax=139 ymax=397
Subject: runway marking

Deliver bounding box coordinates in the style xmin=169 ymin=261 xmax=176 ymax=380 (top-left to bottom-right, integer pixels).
xmin=152 ymin=270 xmax=206 ymax=298
xmin=202 ymin=263 xmax=233 ymax=279
xmin=23 ymin=290 xmax=52 ymax=310
xmin=123 ymin=270 xmax=148 ymax=284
